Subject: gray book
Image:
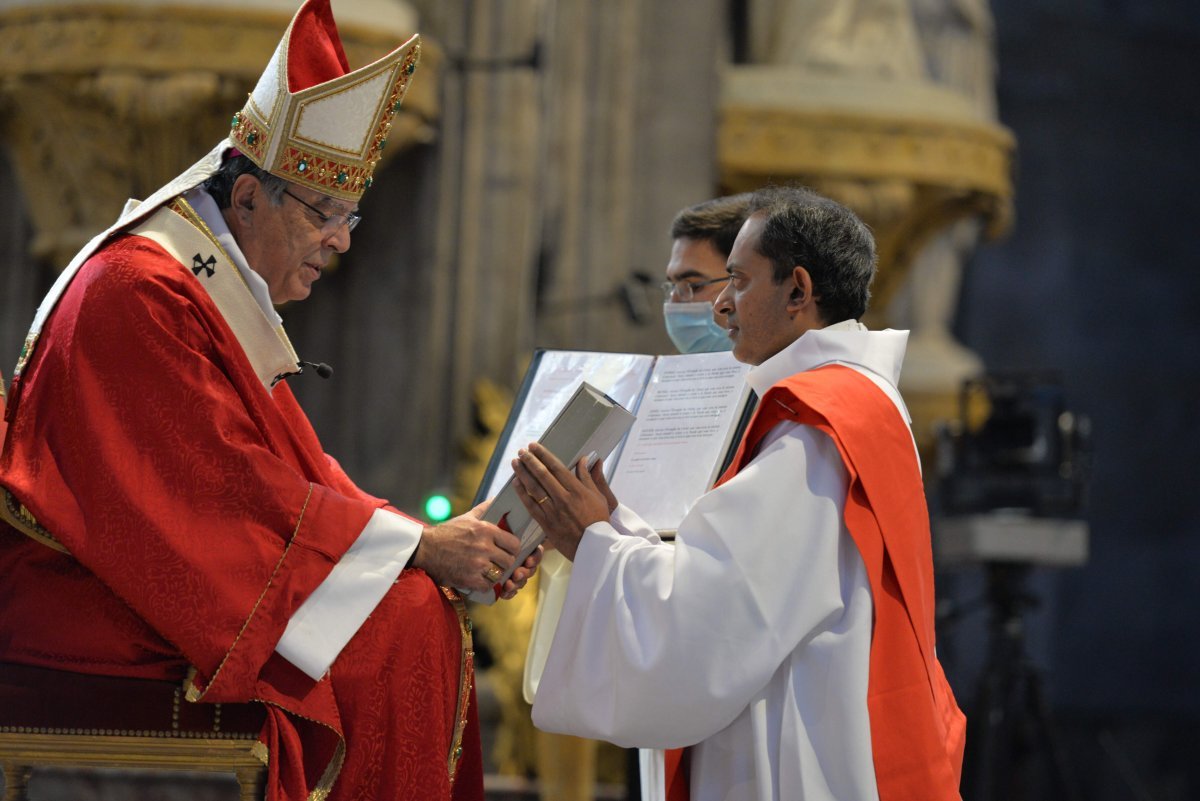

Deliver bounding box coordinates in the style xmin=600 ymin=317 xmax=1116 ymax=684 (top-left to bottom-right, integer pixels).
xmin=465 ymin=381 xmax=635 ymax=605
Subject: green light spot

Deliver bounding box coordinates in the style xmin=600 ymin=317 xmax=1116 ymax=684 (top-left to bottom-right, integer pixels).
xmin=424 ymin=494 xmax=452 ymax=523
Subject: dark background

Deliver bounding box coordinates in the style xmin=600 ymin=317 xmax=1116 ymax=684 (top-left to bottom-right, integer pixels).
xmin=940 ymin=1 xmax=1200 ymax=798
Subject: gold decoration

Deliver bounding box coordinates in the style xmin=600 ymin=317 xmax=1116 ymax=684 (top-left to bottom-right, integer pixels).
xmin=441 ymin=587 xmax=476 ymax=787
xmin=1 ymin=488 xmax=68 ymax=555
xmin=0 ymin=4 xmax=441 ymax=269
xmin=0 ymin=731 xmax=265 ymax=801
xmin=719 ymin=103 xmax=1014 ymax=327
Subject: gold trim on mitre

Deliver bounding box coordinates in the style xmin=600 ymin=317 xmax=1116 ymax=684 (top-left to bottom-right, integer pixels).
xmin=229 ymin=0 xmax=421 ymax=202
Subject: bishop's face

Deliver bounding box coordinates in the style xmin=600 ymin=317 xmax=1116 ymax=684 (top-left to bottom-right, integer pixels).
xmin=237 ymin=180 xmax=356 ymax=304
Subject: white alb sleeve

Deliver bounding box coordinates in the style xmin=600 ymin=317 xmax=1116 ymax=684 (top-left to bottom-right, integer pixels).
xmin=275 ymin=507 xmax=423 ymax=679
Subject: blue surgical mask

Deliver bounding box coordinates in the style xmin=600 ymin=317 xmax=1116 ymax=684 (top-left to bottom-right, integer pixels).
xmin=663 ymin=301 xmax=733 ymax=354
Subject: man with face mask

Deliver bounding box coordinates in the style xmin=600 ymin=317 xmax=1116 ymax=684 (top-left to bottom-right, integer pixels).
xmin=661 ymin=194 xmax=753 ymax=353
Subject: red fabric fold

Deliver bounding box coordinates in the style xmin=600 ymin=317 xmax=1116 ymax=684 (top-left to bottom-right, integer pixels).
xmin=286 ymin=0 xmax=350 ymax=93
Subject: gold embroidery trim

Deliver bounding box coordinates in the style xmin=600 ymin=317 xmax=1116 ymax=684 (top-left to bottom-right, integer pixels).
xmin=239 ymin=698 xmax=344 ymax=801
xmin=188 ymin=483 xmax=313 ymax=703
xmin=168 ymin=197 xmax=263 ymax=301
xmin=442 ymin=586 xmax=474 ymax=786
xmin=159 ymin=197 xmax=300 ymax=387
xmin=1 ymin=487 xmax=69 ymax=554
xmin=13 ymin=332 xmax=38 ymax=379
xmin=182 ymin=483 xmax=348 ymax=798
xmin=0 ymin=725 xmax=256 ymax=740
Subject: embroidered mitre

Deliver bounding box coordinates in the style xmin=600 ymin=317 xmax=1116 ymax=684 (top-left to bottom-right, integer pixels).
xmin=229 ymin=0 xmax=421 ymax=201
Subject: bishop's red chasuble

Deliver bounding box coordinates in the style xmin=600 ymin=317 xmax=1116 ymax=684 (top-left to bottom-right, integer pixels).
xmin=0 ymin=221 xmax=483 ymax=801
xmin=666 ymin=364 xmax=965 ymax=801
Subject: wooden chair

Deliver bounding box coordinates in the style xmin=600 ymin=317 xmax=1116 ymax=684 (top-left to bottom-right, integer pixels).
xmin=0 ymin=731 xmax=265 ymax=801
xmin=0 ymin=663 xmax=266 ymax=801
xmin=1 ymin=374 xmax=266 ymax=800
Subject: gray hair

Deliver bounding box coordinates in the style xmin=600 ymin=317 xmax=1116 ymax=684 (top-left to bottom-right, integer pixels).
xmin=201 ymin=154 xmax=289 ymax=209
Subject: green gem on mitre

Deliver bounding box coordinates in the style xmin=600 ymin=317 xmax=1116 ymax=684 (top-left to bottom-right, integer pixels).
xmin=297 ymin=160 xmax=308 ymax=173
xmin=246 ymin=132 xmax=257 ymax=146
xmin=364 ymin=177 xmax=373 ymax=189
xmin=336 ymin=172 xmax=348 ymax=185
xmin=230 ymin=113 xmax=240 ymax=128
xmin=406 ymin=61 xmax=416 ymax=75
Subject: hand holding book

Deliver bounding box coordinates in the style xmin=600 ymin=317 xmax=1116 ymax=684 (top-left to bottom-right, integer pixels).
xmin=463 ymin=381 xmax=636 ymax=604
xmin=511 ymin=443 xmax=618 ymax=562
xmin=411 ymin=500 xmax=541 ymax=595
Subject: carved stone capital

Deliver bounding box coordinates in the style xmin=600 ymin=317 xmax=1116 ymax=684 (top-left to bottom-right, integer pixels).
xmin=0 ymin=2 xmax=439 ymax=268
xmin=718 ymin=67 xmax=1014 ymax=325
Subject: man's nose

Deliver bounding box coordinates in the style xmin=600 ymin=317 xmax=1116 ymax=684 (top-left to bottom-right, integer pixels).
xmin=324 ymin=224 xmax=351 ymax=254
xmin=713 ymin=280 xmax=733 ymax=315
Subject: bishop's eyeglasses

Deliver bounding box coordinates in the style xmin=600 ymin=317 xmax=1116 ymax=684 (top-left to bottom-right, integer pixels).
xmin=282 ymin=189 xmax=363 ymax=234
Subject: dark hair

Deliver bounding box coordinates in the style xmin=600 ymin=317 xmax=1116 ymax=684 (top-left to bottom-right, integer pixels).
xmin=669 ymin=193 xmax=755 ymax=258
xmin=745 ymin=185 xmax=876 ymax=323
xmin=201 ymin=154 xmax=288 ymax=209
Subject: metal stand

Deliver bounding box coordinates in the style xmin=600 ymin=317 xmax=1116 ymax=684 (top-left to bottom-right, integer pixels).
xmin=935 ymin=514 xmax=1089 ymax=801
xmin=963 ymin=563 xmax=1082 ymax=801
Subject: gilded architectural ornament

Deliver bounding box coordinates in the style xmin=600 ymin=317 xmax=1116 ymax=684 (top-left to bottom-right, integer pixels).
xmin=719 ymin=72 xmax=1014 ymax=324
xmin=0 ymin=1 xmax=439 ymax=270
xmin=722 ymin=1 xmax=1013 ymax=460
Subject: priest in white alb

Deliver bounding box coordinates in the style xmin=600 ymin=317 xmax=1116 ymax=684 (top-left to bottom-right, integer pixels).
xmin=513 ymin=186 xmax=966 ymax=801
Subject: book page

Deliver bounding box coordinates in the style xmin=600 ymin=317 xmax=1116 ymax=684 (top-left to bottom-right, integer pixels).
xmin=608 ymin=351 xmax=752 ymax=532
xmin=483 ymin=351 xmax=654 ymax=500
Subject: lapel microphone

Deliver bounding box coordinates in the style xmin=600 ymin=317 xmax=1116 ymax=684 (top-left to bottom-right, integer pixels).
xmin=298 ymin=360 xmax=334 ymax=379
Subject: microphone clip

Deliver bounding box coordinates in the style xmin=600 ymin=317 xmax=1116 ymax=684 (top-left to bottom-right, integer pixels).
xmin=297 ymin=360 xmax=334 ymax=379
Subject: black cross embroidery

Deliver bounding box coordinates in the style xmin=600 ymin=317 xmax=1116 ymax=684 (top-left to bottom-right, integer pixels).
xmin=191 ymin=253 xmax=216 ymax=277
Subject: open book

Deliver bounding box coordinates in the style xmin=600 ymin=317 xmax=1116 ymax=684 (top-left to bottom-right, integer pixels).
xmin=472 ymin=348 xmax=756 ymax=598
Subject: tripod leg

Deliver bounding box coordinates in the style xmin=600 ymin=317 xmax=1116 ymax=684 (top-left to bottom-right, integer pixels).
xmin=965 ymin=659 xmax=1018 ymax=801
xmin=1023 ymin=665 xmax=1083 ymax=801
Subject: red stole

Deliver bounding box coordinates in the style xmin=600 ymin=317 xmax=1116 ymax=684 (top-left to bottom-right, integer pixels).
xmin=665 ymin=365 xmax=964 ymax=801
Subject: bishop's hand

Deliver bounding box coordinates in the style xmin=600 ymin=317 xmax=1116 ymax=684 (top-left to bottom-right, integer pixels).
xmin=413 ymin=502 xmax=528 ymax=593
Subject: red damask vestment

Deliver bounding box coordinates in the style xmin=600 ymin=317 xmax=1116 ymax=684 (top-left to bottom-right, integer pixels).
xmin=0 ymin=231 xmax=482 ymax=801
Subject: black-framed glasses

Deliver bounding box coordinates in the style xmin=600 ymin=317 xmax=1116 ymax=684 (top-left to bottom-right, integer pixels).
xmin=661 ymin=276 xmax=731 ymax=302
xmin=282 ymin=189 xmax=362 ymax=234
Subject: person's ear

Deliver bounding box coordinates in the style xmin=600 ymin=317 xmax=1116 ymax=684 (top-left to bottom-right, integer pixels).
xmin=787 ymin=266 xmax=814 ymax=313
xmin=229 ymin=174 xmax=260 ymax=221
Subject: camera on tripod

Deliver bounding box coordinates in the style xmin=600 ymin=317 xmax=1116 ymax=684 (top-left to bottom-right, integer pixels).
xmin=933 ymin=373 xmax=1093 ymax=801
xmin=933 ymin=372 xmax=1091 ymax=568
xmin=936 ymin=372 xmax=1090 ymax=519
